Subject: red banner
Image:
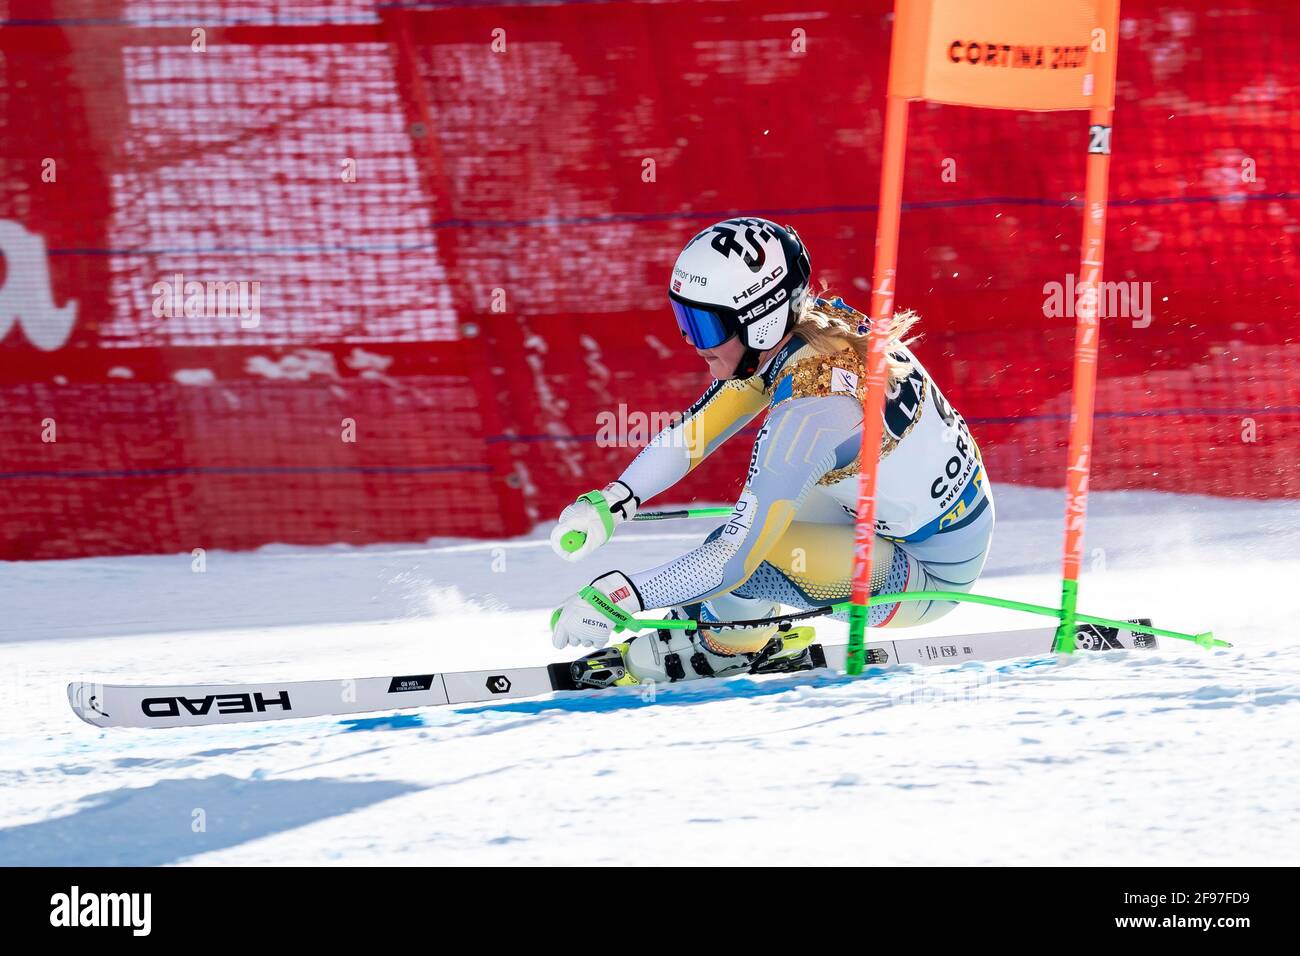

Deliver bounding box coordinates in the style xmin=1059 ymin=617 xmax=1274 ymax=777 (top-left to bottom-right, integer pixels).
xmin=1 ymin=1 xmax=1296 ymax=559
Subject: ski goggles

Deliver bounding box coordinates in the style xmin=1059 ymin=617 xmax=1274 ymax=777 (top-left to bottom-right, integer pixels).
xmin=670 ymin=299 xmax=736 ymax=349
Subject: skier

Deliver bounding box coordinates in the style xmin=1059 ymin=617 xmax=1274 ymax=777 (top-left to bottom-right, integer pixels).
xmin=549 ymin=217 xmax=993 ymax=684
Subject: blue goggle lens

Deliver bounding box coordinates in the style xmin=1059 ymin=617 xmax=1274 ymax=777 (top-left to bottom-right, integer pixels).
xmin=670 ymin=300 xmax=733 ymax=349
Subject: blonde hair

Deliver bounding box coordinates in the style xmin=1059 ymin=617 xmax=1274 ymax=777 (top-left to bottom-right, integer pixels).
xmin=792 ymin=285 xmax=920 ymax=384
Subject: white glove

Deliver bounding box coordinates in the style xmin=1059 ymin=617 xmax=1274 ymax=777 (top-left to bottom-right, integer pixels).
xmin=549 ymin=481 xmax=639 ymax=562
xmin=550 ymin=571 xmax=642 ymax=650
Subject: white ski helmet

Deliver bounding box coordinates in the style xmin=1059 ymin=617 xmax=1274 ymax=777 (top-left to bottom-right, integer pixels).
xmin=668 ymin=217 xmax=811 ymax=379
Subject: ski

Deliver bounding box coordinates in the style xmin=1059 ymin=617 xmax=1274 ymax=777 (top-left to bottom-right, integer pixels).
xmin=67 ymin=620 xmax=1155 ymax=730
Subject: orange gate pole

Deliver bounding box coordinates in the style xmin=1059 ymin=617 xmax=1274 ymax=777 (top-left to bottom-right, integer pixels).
xmin=848 ymin=0 xmax=1122 ymax=669
xmin=1056 ymin=13 xmax=1121 ymax=653
xmin=846 ymin=92 xmax=910 ymax=675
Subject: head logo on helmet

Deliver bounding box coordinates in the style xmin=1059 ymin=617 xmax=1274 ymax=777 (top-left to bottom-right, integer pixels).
xmin=668 ymin=217 xmax=811 ymax=380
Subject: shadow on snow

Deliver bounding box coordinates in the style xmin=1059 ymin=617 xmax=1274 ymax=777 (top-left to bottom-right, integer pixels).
xmin=0 ymin=774 xmax=419 ymax=865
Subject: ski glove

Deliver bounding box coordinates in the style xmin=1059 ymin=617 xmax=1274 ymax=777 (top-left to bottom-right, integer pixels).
xmin=549 ymin=481 xmax=639 ymax=562
xmin=550 ymin=571 xmax=642 ymax=650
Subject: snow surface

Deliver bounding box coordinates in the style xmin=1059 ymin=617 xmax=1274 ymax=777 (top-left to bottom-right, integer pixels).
xmin=2 ymin=486 xmax=1298 ymax=865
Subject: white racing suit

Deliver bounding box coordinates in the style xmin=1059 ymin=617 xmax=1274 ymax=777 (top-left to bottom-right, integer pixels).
xmin=615 ymin=311 xmax=994 ymax=654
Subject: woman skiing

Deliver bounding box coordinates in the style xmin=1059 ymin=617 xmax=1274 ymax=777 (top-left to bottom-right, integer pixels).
xmin=549 ymin=217 xmax=993 ymax=683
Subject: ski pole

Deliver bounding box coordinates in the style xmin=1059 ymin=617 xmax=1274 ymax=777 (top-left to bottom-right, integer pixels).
xmin=627 ymin=593 xmax=1228 ymax=649
xmin=557 ymin=506 xmax=732 ymax=555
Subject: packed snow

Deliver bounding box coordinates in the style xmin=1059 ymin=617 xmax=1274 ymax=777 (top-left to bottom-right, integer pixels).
xmin=2 ymin=486 xmax=1297 ymax=865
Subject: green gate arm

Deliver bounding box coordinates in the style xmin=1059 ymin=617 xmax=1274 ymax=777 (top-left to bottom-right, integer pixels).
xmin=616 ymin=588 xmax=1226 ymax=651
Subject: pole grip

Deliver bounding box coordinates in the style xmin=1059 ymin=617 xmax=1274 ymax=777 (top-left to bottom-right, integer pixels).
xmin=559 ymin=529 xmax=587 ymax=553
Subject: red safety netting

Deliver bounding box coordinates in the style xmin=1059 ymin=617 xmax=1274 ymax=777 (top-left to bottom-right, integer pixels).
xmin=1 ymin=0 xmax=1296 ymax=559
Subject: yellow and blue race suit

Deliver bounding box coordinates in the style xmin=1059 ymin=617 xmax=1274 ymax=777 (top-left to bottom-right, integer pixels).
xmin=616 ymin=308 xmax=994 ymax=635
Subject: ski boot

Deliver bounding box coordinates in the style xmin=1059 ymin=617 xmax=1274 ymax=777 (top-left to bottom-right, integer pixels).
xmin=566 ymin=628 xmax=822 ymax=688
xmin=590 ymin=594 xmax=824 ymax=685
xmin=688 ymin=593 xmax=822 ymax=672
xmin=618 ymin=617 xmax=824 ymax=683
xmin=565 ymin=598 xmax=826 ymax=689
